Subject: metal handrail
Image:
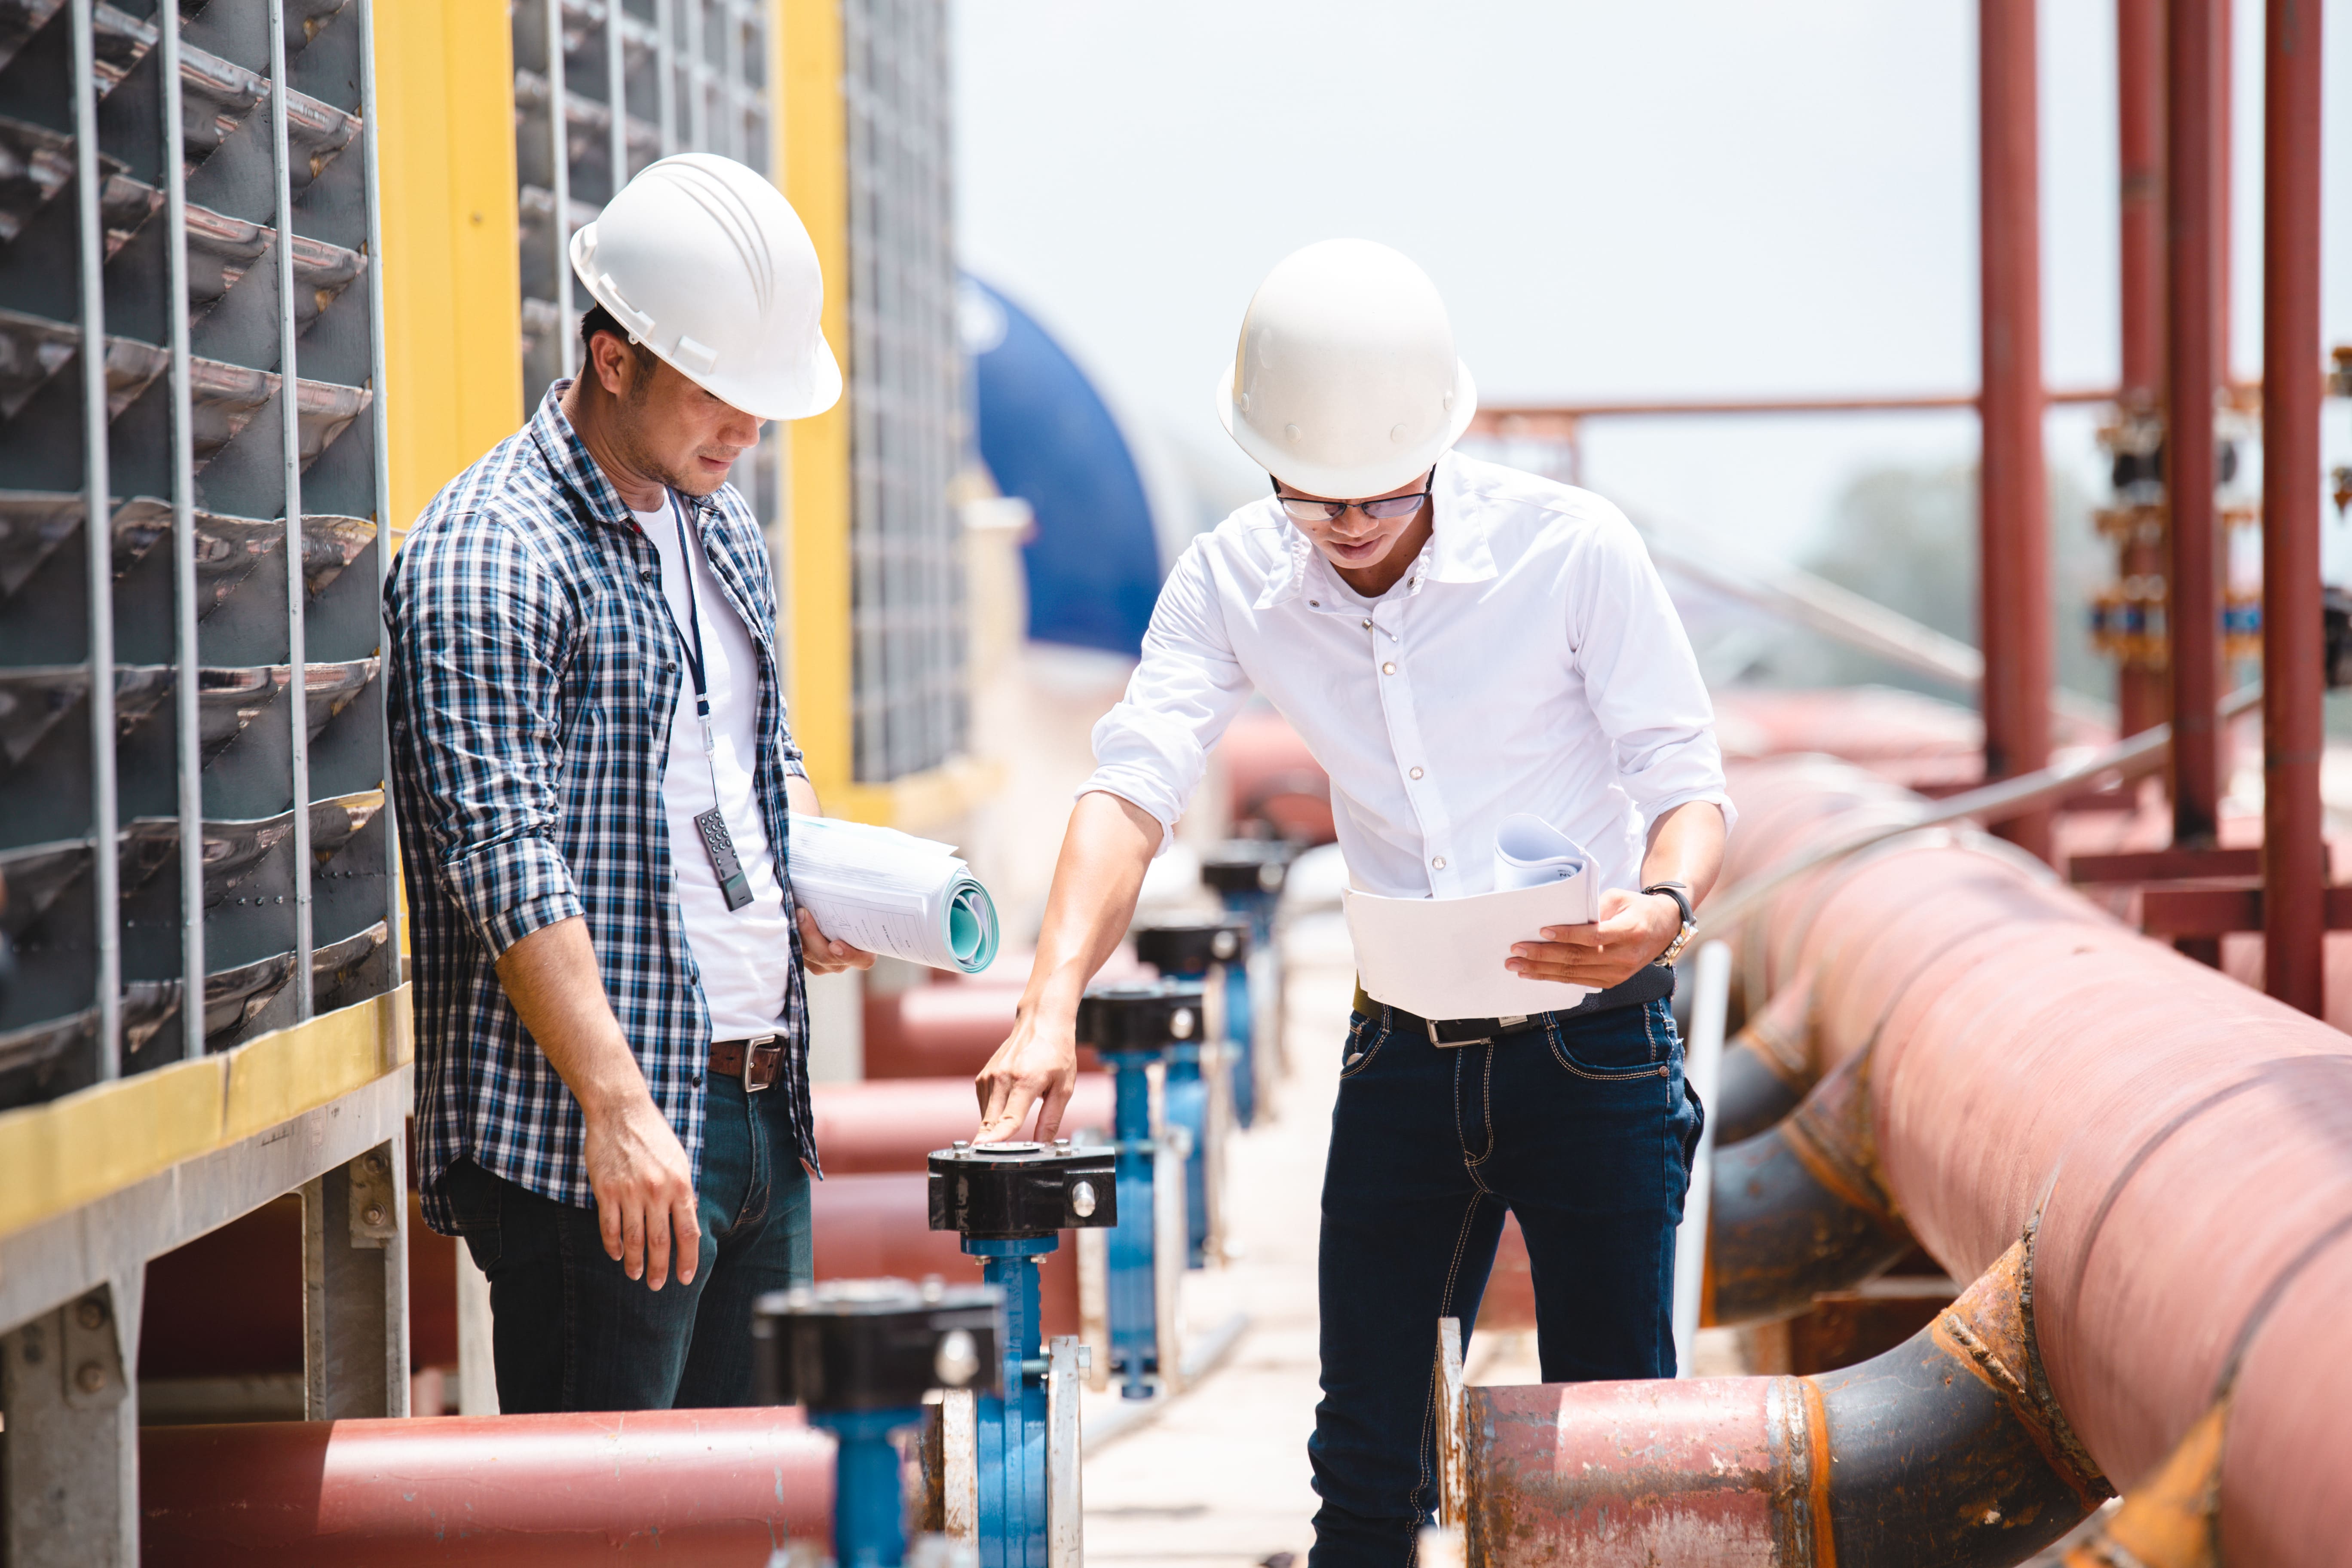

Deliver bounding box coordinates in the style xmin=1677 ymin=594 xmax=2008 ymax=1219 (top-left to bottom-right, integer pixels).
xmin=1696 ymin=682 xmax=2264 ymax=938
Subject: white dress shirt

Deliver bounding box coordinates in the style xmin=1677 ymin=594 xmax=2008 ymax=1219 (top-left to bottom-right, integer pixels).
xmin=1080 ymin=452 xmax=1733 ymax=900
xmin=635 ymin=499 xmax=796 ymax=1041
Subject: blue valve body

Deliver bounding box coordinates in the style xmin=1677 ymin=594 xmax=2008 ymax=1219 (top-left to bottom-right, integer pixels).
xmin=1103 ymin=1050 xmax=1161 ymax=1399
xmin=967 ymin=1234 xmax=1056 ymax=1568
xmin=812 ymin=1406 xmax=926 ymax=1568
xmin=1214 ymin=886 xmax=1283 ymax=1127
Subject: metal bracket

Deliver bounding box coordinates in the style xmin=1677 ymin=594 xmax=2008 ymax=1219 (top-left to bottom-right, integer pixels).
xmin=346 ymin=1145 xmax=397 ymax=1248
xmin=59 ymin=1288 xmax=126 ymax=1412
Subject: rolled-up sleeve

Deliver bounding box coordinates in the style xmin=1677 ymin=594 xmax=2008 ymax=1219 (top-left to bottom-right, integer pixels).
xmin=1563 ymin=505 xmax=1738 ymax=837
xmin=386 ymin=515 xmax=586 ymax=957
xmin=1081 ymin=542 xmax=1256 ymax=853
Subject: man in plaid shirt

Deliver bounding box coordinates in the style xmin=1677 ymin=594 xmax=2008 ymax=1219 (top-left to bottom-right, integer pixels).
xmin=386 ymin=157 xmax=865 ymax=1413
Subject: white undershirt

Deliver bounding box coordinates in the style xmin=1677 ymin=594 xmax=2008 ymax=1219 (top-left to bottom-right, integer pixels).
xmin=634 ymin=499 xmax=795 ymax=1042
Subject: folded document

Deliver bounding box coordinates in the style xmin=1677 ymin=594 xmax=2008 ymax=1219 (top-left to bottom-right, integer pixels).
xmin=787 ymin=815 xmax=1001 ymax=974
xmin=1342 ymin=814 xmax=1598 ymax=1020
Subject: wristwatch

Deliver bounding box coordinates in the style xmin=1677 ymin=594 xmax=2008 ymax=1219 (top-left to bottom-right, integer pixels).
xmin=1643 ymin=882 xmax=1697 ymax=966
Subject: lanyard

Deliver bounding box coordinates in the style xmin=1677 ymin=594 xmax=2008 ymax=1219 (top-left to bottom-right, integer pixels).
xmin=654 ymin=490 xmax=717 ymax=758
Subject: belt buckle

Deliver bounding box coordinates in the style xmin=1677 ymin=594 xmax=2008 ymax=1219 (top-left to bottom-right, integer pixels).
xmin=741 ymin=1033 xmax=778 ymax=1093
xmin=1427 ymin=1014 xmax=1529 ymax=1049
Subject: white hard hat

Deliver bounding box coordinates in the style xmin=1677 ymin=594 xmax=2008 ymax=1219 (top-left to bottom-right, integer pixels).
xmin=569 ymin=153 xmax=842 ymax=421
xmin=1215 ymin=239 xmax=1477 ymax=499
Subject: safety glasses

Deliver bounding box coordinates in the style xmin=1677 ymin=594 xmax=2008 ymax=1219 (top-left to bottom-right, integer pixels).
xmin=1271 ymin=478 xmax=1434 ymax=526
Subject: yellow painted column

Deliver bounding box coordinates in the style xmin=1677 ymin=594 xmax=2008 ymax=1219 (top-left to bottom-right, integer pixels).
xmin=777 ymin=0 xmax=857 ymax=808
xmin=372 ymin=2 xmax=524 ymax=533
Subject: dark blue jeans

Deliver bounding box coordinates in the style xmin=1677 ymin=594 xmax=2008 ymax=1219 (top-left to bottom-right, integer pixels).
xmin=441 ymin=1075 xmax=813 ymax=1413
xmin=1309 ymin=994 xmax=1702 ymax=1568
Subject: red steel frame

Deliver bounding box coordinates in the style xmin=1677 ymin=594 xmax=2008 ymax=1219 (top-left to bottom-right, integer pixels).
xmin=2260 ymin=0 xmax=2325 ymax=1017
xmin=2116 ymin=0 xmax=2169 ymax=738
xmin=1977 ymin=0 xmax=2054 ymax=863
xmin=2167 ymin=0 xmax=2230 ymax=869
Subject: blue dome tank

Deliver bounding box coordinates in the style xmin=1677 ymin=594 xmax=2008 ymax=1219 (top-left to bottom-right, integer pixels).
xmin=962 ymin=276 xmax=1166 ymax=657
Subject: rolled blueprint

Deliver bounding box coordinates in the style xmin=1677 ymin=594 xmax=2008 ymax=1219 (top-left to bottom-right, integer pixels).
xmin=1492 ymin=812 xmax=1590 ymax=892
xmin=786 ymin=815 xmax=1000 ymax=974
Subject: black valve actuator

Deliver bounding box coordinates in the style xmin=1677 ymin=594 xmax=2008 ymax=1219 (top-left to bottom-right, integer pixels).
xmin=1132 ymin=914 xmax=1250 ymax=975
xmin=927 ymin=1140 xmax=1118 ymax=1240
xmin=752 ymin=1277 xmax=1004 ymax=1409
xmin=1075 ymin=979 xmax=1205 ymax=1057
xmin=1201 ymin=838 xmax=1299 ymax=895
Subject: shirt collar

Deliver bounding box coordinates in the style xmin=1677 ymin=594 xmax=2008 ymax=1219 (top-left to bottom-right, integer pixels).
xmin=1249 ymin=450 xmax=1495 ymax=610
xmin=527 ymin=377 xmax=718 ymax=531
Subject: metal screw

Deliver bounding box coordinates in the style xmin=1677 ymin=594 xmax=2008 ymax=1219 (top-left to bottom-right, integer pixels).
xmin=362 ymin=1151 xmax=388 ymax=1176
xmin=363 ymin=1204 xmax=388 ymax=1227
xmin=1170 ymin=1008 xmax=1196 ymax=1040
xmin=75 ymin=1297 xmax=108 ymax=1331
xmin=952 ymin=1139 xmax=971 ymax=1151
xmin=1053 ymin=1136 xmax=1071 ymax=1148
xmin=75 ymin=1360 xmax=107 ymax=1394
xmin=1070 ymin=1180 xmax=1097 ymax=1219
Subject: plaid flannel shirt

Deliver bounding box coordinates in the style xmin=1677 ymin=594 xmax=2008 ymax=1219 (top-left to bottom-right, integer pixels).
xmin=387 ymin=382 xmax=818 ymax=1234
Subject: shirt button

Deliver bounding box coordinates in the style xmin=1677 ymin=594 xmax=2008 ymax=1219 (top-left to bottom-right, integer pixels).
xmin=1308 ymin=599 xmax=1320 ymax=607
xmin=1432 ymin=856 xmax=1447 ymax=870
xmin=1410 ymin=766 xmax=1424 ymax=780
xmin=666 ymin=660 xmax=679 ymax=672
xmin=1382 ymin=661 xmax=1396 ymax=675
xmin=1361 ymin=619 xmax=1372 ymax=630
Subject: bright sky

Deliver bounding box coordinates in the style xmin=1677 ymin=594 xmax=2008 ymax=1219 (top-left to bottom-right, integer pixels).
xmin=953 ymin=0 xmax=2352 ymax=570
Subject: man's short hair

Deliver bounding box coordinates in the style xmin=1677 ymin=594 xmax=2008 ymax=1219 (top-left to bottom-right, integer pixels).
xmin=579 ymin=301 xmax=657 ymax=374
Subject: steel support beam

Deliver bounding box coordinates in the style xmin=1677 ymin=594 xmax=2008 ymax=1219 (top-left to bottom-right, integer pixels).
xmin=302 ymin=1139 xmax=412 ymax=1420
xmin=1978 ymin=0 xmax=2054 ymax=862
xmin=2167 ymin=0 xmax=2230 ymax=873
xmin=2117 ymin=0 xmax=2171 ymax=737
xmin=0 ymin=1276 xmax=142 ymax=1568
xmin=2259 ymin=0 xmax=2325 ymax=1017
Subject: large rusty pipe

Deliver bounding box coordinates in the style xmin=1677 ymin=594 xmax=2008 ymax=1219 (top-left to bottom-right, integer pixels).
xmin=1479 ymin=755 xmax=2352 ymax=1565
xmin=1978 ymin=0 xmax=2056 ymax=862
xmin=141 ymin=1408 xmax=831 ymax=1565
xmin=2258 ymin=0 xmax=2325 ymax=1017
xmin=1461 ymin=1241 xmax=2108 ymax=1567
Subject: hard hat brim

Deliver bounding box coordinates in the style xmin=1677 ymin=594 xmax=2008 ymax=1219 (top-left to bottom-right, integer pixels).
xmin=1214 ymin=358 xmax=1479 ymax=501
xmin=571 ymin=222 xmax=844 ymax=423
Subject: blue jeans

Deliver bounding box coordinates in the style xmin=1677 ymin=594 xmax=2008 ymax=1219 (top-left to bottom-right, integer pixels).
xmin=441 ymin=1075 xmax=813 ymax=1413
xmin=1309 ymin=995 xmax=1702 ymax=1568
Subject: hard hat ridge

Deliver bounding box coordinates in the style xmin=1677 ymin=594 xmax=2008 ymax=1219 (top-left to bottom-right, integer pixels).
xmin=569 ymin=152 xmax=842 ymax=422
xmin=1215 ymin=238 xmax=1476 ymax=499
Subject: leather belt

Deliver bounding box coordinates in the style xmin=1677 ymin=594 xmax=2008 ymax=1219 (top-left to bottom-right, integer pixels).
xmin=710 ymin=1034 xmax=783 ymax=1092
xmin=1351 ymin=964 xmax=1674 ymax=1047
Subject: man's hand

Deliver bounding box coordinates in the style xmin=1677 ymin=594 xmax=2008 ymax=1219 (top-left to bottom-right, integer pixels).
xmin=581 ymin=1091 xmax=701 ymax=1288
xmin=974 ymin=1001 xmax=1079 ymax=1144
xmin=1505 ymin=887 xmax=1682 ymax=989
xmin=796 ymin=906 xmax=876 ymax=976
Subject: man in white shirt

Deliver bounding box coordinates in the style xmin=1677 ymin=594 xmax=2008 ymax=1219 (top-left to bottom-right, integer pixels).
xmin=974 ymin=240 xmax=1729 ymax=1565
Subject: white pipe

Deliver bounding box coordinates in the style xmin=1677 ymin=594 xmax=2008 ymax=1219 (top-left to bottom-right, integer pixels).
xmin=1671 ymin=940 xmax=1733 ymax=1376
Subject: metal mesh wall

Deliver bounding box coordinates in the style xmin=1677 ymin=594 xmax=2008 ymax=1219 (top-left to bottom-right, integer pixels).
xmin=511 ymin=0 xmax=778 ymax=527
xmin=843 ymin=0 xmax=962 ymax=783
xmin=0 ymin=0 xmax=398 ymax=1109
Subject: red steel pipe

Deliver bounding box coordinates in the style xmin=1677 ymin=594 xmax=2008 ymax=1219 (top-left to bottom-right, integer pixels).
xmin=141 ymin=1408 xmax=832 ymax=1565
xmin=2259 ymin=0 xmax=2325 ymax=1017
xmin=2116 ymin=0 xmax=2171 ymax=738
xmin=1979 ymin=0 xmax=2055 ymax=864
xmin=1473 ymin=756 xmax=2352 ymax=1564
xmin=2167 ymin=0 xmax=2230 ymax=860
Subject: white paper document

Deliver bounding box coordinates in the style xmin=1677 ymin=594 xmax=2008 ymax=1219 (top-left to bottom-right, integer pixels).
xmin=1342 ymin=814 xmax=1599 ymax=1020
xmin=787 ymin=815 xmax=1001 ymax=974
